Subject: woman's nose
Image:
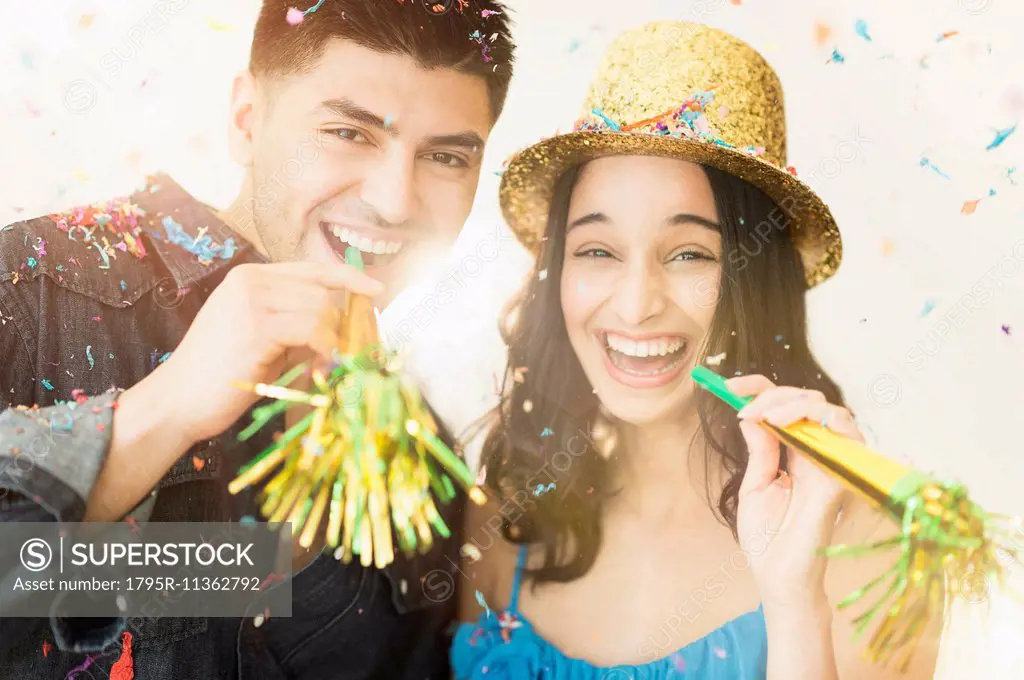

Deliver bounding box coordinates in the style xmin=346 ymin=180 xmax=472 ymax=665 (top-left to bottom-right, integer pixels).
xmin=609 ymin=261 xmax=667 ymax=326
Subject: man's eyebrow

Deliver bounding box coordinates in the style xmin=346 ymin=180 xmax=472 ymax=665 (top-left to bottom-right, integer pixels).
xmin=318 ymin=97 xmax=484 ymax=151
xmin=318 ymin=97 xmax=391 ymax=131
xmin=424 ymin=131 xmax=485 ymax=152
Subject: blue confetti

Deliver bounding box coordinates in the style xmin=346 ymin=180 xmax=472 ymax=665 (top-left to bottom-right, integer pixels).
xmin=854 ymin=19 xmax=872 ymax=42
xmin=590 ymin=108 xmax=621 ymax=131
xmin=1008 ymin=167 xmax=1018 ymax=185
xmin=21 ymin=51 xmax=34 ymax=69
xmin=86 ymin=345 xmax=94 ymax=370
xmin=568 ymin=39 xmax=581 ymax=53
xmin=828 ymin=48 xmax=845 ymax=64
xmin=41 ymin=379 xmax=54 ymax=391
xmin=383 ymin=115 xmax=394 ymax=128
xmin=533 ymin=482 xmax=556 ymax=497
xmin=303 ymin=0 xmax=327 ymax=16
xmin=240 ymin=515 xmax=257 ymax=526
xmin=919 ymin=157 xmax=951 ymax=179
xmin=920 ymin=300 xmax=937 ymax=317
xmin=987 ymin=123 xmax=1017 ymax=151
xmin=26 ymin=257 xmax=37 ymax=268
xmin=120 ymin=280 xmax=127 ymax=291
xmin=159 ymin=352 xmax=172 ymax=363
xmin=475 ymin=590 xmax=492 ymax=617
xmin=540 ymin=427 xmax=553 ymax=437
xmin=162 ymin=216 xmax=237 ymax=263
xmin=774 ymin=334 xmax=784 ymax=342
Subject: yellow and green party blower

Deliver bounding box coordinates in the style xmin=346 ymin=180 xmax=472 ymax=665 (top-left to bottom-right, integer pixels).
xmin=228 ymin=246 xmax=486 ymax=569
xmin=691 ymin=365 xmax=1022 ymax=672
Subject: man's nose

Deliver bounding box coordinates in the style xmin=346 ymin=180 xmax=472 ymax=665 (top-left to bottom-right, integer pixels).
xmin=360 ymin=148 xmax=416 ymax=226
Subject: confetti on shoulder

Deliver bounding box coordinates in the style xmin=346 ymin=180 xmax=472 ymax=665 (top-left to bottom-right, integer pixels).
xmin=161 ymin=216 xmax=237 ymax=265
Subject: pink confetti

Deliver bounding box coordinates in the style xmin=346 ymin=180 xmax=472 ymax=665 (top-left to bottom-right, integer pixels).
xmin=712 ymin=646 xmax=728 ymax=659
xmin=481 ymin=9 xmax=502 ymax=17
xmin=286 ymin=7 xmax=305 ymax=25
xmin=672 ymin=652 xmax=687 ymax=670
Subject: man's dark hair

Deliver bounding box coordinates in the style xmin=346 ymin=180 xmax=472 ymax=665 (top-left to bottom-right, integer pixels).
xmin=250 ymin=0 xmax=515 ymax=120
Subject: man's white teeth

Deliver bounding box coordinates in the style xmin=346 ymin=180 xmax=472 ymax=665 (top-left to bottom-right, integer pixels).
xmin=605 ymin=333 xmax=685 ymax=357
xmin=328 ymin=224 xmax=403 ymax=255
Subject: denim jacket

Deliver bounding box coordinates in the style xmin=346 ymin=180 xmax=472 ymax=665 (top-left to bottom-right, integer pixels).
xmin=0 ymin=174 xmax=465 ymax=679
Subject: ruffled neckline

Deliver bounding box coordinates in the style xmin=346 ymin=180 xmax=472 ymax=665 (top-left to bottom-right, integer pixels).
xmin=452 ymin=604 xmax=767 ymax=679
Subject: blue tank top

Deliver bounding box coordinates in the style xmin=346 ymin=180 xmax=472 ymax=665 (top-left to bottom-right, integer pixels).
xmin=451 ymin=546 xmax=768 ymax=679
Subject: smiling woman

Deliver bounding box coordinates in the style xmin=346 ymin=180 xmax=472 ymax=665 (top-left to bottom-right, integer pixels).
xmin=453 ymin=21 xmax=941 ymax=680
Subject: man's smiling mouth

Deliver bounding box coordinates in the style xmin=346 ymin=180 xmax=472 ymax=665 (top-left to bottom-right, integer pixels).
xmin=319 ymin=221 xmax=405 ymax=267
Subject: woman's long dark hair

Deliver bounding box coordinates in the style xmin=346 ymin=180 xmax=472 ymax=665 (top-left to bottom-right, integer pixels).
xmin=478 ymin=161 xmax=847 ymax=586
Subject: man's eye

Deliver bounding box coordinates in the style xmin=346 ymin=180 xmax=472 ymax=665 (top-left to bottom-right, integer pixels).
xmin=329 ymin=128 xmax=367 ymax=143
xmin=424 ymin=152 xmax=468 ymax=168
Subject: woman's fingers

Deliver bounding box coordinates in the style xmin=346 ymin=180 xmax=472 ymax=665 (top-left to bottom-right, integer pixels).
xmin=755 ymin=399 xmax=863 ymax=442
xmin=738 ymin=419 xmax=782 ymax=497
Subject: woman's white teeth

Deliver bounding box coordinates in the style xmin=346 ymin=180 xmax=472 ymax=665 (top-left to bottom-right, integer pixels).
xmin=605 ymin=333 xmax=685 ymax=357
xmin=329 ymin=224 xmax=403 ymax=255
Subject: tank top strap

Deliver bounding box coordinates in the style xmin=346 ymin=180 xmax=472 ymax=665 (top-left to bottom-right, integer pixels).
xmin=508 ymin=544 xmax=528 ymax=614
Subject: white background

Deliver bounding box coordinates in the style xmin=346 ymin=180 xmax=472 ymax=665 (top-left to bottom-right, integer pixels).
xmin=1 ymin=0 xmax=1023 ymax=675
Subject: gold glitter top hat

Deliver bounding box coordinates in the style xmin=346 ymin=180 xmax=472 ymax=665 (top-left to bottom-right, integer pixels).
xmin=499 ymin=21 xmax=842 ymax=287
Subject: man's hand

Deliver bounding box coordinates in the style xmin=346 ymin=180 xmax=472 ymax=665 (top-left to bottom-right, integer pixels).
xmin=84 ymin=261 xmax=381 ymax=521
xmin=156 ymin=261 xmax=383 ymax=447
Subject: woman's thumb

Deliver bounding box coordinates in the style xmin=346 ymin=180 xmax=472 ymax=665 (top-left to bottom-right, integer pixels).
xmin=738 ymin=419 xmax=781 ymax=496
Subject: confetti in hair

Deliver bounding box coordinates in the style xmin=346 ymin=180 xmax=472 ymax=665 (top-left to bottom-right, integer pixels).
xmin=286 ymin=0 xmax=327 ymax=25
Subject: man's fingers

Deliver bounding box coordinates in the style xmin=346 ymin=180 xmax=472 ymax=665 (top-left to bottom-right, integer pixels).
xmin=266 ymin=308 xmax=345 ymax=359
xmin=261 ymin=261 xmax=385 ymax=296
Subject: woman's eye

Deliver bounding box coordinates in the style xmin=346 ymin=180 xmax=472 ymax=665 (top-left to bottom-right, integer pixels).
xmin=670 ymin=250 xmax=715 ymax=262
xmin=424 ymin=151 xmax=468 ymax=168
xmin=574 ymin=247 xmax=613 ymax=259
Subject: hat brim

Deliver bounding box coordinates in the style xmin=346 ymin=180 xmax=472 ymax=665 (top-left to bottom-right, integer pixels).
xmin=498 ymin=131 xmax=842 ymax=287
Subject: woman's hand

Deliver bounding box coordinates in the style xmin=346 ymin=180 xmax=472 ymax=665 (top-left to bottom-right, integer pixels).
xmin=727 ymin=374 xmax=862 ymax=613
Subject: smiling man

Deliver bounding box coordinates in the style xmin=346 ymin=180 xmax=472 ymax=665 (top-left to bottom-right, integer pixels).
xmin=0 ymin=1 xmax=513 ymax=678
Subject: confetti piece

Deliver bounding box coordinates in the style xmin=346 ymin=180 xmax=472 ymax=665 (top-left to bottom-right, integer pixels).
xmin=537 ymin=269 xmax=548 ymax=281
xmin=919 ymin=157 xmax=951 ymax=179
xmin=480 ymin=9 xmax=502 ymax=17
xmin=937 ymin=31 xmax=959 ymax=42
xmin=729 ymin=0 xmax=741 ymax=4
xmin=286 ymin=7 xmax=305 ymax=24
xmin=86 ymin=345 xmax=94 ymax=370
xmin=1002 ymin=325 xmax=1012 ymax=335
xmin=475 ymin=590 xmax=492 ymax=617
xmin=460 ymin=543 xmax=483 ymax=563
xmin=21 ymin=52 xmax=34 ymax=70
xmin=827 ymin=48 xmax=845 ymax=64
xmin=253 ymin=613 xmax=265 ymax=627
xmin=712 ymin=646 xmax=728 ymax=659
xmin=814 ymin=22 xmax=832 ymax=46
xmin=920 ymin=300 xmax=937 ymax=317
xmin=774 ymin=334 xmax=784 ymax=342
xmin=159 ymin=352 xmax=171 ymax=364
xmin=540 ymin=427 xmax=553 ymax=437
xmin=533 ymin=482 xmax=556 ymax=496
xmin=987 ymin=123 xmax=1017 ymax=151
xmin=42 ymin=641 xmax=52 ymax=657
xmin=41 ymin=379 xmax=53 ymax=391
xmin=205 ymin=17 xmax=235 ymax=31
xmin=706 ymin=352 xmax=727 ymax=366
xmin=512 ymin=366 xmax=528 ymax=383
xmin=961 ymin=199 xmax=981 ymax=215
xmin=854 ymin=19 xmax=871 ymax=42
xmin=383 ymin=115 xmax=394 ymax=128
xmin=78 ymin=14 xmax=95 ymax=29
xmin=192 ymin=456 xmax=205 ymax=471
xmin=522 ymin=399 xmax=533 ymax=413
xmin=590 ymin=108 xmax=621 ymax=131
xmin=567 ymin=39 xmax=582 ymax=53
xmin=672 ymin=653 xmax=686 ymax=671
